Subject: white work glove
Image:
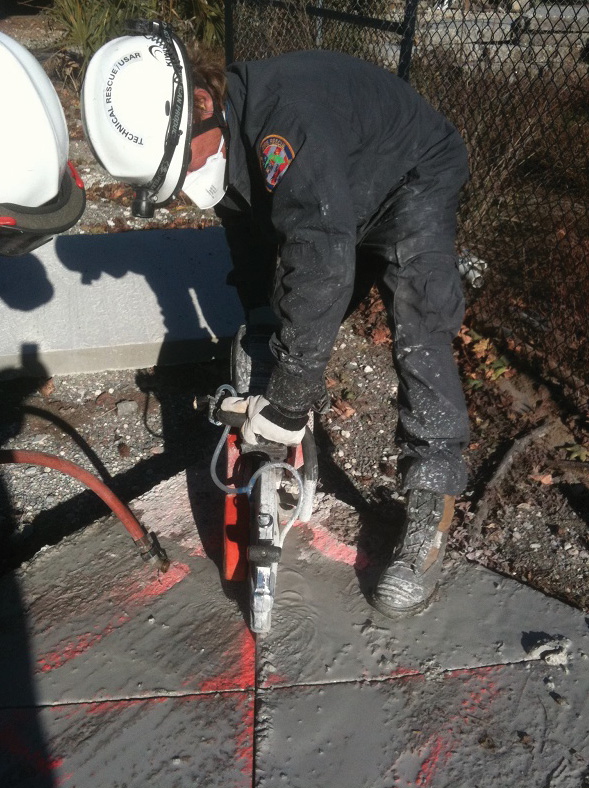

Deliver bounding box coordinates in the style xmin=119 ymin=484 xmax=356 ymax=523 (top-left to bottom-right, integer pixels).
xmin=220 ymin=395 xmax=307 ymax=446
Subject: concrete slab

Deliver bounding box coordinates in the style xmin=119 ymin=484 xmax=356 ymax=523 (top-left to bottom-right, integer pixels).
xmin=1 ymin=691 xmax=254 ymax=788
xmin=0 ymin=228 xmax=243 ymax=376
xmin=2 ymin=469 xmax=589 ymax=787
xmin=257 ymin=523 xmax=589 ymax=687
xmin=0 ymin=467 xmax=257 ymax=787
xmin=0 ymin=470 xmax=255 ymax=707
xmin=255 ymin=661 xmax=588 ymax=787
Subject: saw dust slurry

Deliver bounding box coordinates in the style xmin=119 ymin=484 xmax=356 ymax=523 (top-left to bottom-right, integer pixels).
xmin=1 ymin=464 xmax=589 ymax=785
xmin=35 ymin=562 xmax=191 ymax=674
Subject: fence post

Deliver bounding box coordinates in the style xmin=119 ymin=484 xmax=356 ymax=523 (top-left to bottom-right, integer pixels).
xmin=397 ymin=0 xmax=419 ymax=82
xmin=225 ymin=0 xmax=235 ymax=65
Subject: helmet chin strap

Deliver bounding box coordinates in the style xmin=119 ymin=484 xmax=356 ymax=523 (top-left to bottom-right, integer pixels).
xmin=191 ymin=103 xmax=229 ymax=145
xmin=125 ymin=19 xmax=192 ymax=218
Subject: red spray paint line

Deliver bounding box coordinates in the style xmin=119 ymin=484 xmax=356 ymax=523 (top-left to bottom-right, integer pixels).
xmin=178 ymin=627 xmax=255 ymax=781
xmin=416 ymin=734 xmax=454 ymax=787
xmin=192 ymin=567 xmax=255 ymax=778
xmin=198 ymin=628 xmax=256 ymax=693
xmin=84 ymin=696 xmax=168 ymax=715
xmin=37 ymin=613 xmax=130 ymax=673
xmin=233 ymin=691 xmax=255 ymax=781
xmin=124 ymin=561 xmax=190 ymax=603
xmin=35 ymin=563 xmax=190 ymax=674
xmin=412 ymin=665 xmax=500 ymax=787
xmin=296 ymin=521 xmax=371 ymax=569
xmin=57 ymin=770 xmax=74 ymax=786
xmin=48 ymin=693 xmax=219 ymax=717
xmin=444 ymin=664 xmax=496 ymax=680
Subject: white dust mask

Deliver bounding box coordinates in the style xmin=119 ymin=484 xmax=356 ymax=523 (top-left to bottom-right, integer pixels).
xmin=182 ymin=133 xmax=227 ymax=209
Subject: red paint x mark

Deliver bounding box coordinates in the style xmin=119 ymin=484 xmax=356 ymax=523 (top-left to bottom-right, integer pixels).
xmin=35 ymin=563 xmax=190 ymax=674
xmin=297 ymin=521 xmax=370 ymax=569
xmin=199 ymin=628 xmax=256 ymax=693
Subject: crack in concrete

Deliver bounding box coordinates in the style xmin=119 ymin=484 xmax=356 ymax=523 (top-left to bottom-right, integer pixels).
xmin=0 ymin=687 xmax=254 ymax=710
xmin=0 ymin=655 xmax=544 ymax=711
xmin=256 ymin=655 xmax=549 ymax=692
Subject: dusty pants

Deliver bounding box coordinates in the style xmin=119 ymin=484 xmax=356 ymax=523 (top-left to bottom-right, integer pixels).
xmin=355 ymin=160 xmax=470 ymax=496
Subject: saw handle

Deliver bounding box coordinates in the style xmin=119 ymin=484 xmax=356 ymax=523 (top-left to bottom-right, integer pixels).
xmin=213 ymin=405 xmax=247 ymax=429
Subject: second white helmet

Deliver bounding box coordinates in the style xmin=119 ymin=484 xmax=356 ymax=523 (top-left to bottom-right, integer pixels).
xmin=81 ymin=21 xmax=193 ymax=217
xmin=0 ymin=31 xmax=85 ymax=257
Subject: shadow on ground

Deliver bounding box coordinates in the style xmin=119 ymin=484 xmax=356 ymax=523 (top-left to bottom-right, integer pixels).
xmin=0 ymin=353 xmax=55 ymax=788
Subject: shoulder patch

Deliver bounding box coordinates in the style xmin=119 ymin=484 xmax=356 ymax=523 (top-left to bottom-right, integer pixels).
xmin=259 ymin=135 xmax=295 ymax=192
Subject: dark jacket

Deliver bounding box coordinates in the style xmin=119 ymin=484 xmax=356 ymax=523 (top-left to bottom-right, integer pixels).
xmin=217 ymin=50 xmax=467 ymax=414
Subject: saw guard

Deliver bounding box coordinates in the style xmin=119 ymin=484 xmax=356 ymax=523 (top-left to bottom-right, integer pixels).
xmin=223 ymin=430 xmax=251 ymax=581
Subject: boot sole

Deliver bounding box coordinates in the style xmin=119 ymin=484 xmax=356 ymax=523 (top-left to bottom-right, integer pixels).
xmin=370 ymin=586 xmax=436 ymax=619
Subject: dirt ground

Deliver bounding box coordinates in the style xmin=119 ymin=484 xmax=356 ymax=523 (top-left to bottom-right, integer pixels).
xmin=1 ymin=10 xmax=588 ymax=613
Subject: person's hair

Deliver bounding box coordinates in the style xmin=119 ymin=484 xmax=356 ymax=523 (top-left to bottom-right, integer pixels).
xmin=186 ymin=42 xmax=227 ymax=112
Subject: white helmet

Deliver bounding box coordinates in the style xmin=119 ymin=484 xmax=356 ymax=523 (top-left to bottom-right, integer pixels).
xmin=81 ymin=20 xmax=193 ymax=218
xmin=0 ymin=32 xmax=85 ymax=257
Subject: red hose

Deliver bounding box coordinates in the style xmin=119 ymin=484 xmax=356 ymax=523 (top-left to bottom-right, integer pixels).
xmin=0 ymin=449 xmax=147 ymax=541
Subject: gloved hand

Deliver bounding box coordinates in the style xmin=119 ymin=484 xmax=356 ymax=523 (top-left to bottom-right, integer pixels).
xmin=220 ymin=395 xmax=307 ymax=446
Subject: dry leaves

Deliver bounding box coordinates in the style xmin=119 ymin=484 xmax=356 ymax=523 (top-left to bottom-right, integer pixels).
xmin=331 ymin=398 xmax=356 ymax=419
xmin=529 ymin=472 xmax=553 ymax=485
xmin=38 ymin=378 xmax=55 ymax=398
xmin=371 ymin=326 xmax=392 ymax=346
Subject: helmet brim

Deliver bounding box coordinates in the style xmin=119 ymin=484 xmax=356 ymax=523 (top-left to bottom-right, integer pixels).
xmin=0 ymin=163 xmax=86 ymax=257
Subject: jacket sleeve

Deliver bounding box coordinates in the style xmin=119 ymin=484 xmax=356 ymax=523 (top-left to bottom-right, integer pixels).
xmin=215 ymin=203 xmax=279 ymax=317
xmin=260 ymin=108 xmax=358 ymax=414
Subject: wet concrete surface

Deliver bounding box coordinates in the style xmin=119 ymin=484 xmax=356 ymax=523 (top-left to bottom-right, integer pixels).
xmin=1 ymin=693 xmax=254 ymax=788
xmin=259 ymin=527 xmax=589 ymax=686
xmin=1 ymin=466 xmax=588 ymax=787
xmin=257 ymin=529 xmax=589 ymax=787
xmin=255 ymin=662 xmax=588 ymax=787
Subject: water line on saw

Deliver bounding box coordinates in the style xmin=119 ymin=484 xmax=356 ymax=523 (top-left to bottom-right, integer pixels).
xmin=208 ymin=386 xmax=304 ymax=545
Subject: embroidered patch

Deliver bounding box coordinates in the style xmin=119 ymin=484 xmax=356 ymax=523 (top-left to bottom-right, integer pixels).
xmin=259 ymin=135 xmax=295 ymax=192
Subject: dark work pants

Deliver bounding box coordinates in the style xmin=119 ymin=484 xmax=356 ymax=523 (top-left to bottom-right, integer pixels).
xmin=356 ymin=160 xmax=470 ymax=496
xmin=228 ymin=149 xmax=470 ymax=495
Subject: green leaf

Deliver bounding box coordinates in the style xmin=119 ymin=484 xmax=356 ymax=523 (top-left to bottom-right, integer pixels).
xmin=565 ymin=444 xmax=589 ymax=462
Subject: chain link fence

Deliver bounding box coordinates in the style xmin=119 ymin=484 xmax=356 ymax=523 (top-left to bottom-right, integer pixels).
xmin=225 ymin=1 xmax=589 ymax=415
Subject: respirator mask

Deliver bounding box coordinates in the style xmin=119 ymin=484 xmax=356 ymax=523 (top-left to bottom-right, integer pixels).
xmin=182 ymin=132 xmax=227 ymax=209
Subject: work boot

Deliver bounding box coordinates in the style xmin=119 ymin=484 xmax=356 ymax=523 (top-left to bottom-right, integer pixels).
xmin=371 ymin=489 xmax=455 ymax=618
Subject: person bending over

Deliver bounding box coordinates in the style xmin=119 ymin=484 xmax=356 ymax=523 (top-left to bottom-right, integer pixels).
xmin=81 ymin=21 xmax=470 ymax=618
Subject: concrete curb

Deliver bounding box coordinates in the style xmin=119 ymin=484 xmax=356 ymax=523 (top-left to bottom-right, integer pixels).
xmin=0 ymin=228 xmax=243 ymax=377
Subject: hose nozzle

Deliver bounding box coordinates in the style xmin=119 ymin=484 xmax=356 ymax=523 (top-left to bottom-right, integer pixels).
xmin=134 ymin=532 xmax=170 ymax=573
